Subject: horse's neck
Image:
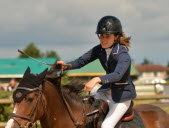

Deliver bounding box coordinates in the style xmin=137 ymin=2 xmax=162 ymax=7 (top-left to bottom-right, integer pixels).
xmin=40 ymin=80 xmax=82 ymax=128
xmin=40 ymin=81 xmax=66 ymax=127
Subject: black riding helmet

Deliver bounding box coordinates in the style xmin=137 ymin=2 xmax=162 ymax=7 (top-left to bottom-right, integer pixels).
xmin=96 ymin=16 xmax=122 ymax=35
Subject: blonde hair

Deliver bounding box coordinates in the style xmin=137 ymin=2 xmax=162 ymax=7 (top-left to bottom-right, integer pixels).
xmin=116 ymin=33 xmax=131 ymax=51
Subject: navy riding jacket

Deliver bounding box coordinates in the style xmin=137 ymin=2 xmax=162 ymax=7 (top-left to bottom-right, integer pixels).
xmin=67 ymin=42 xmax=136 ymax=102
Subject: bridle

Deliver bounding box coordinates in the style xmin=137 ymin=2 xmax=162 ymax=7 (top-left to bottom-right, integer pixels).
xmin=9 ymin=66 xmax=100 ymax=128
xmin=15 ymin=50 xmax=86 ymax=127
xmin=9 ymin=85 xmax=45 ymax=128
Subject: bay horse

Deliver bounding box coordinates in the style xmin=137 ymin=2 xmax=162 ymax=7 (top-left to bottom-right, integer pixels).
xmin=6 ymin=67 xmax=169 ymax=128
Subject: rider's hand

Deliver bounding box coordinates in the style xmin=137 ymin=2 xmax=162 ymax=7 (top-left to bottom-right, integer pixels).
xmin=84 ymin=77 xmax=101 ymax=92
xmin=56 ymin=60 xmax=71 ymax=69
xmin=57 ymin=60 xmax=65 ymax=65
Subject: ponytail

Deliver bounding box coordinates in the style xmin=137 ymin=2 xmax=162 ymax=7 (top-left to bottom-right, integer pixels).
xmin=115 ymin=33 xmax=131 ymax=51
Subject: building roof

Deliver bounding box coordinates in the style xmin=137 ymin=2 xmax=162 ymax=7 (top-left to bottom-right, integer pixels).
xmin=67 ymin=59 xmax=139 ymax=76
xmin=0 ymin=58 xmax=56 ymax=78
xmin=135 ymin=64 xmax=169 ymax=72
xmin=0 ymin=58 xmax=139 ymax=78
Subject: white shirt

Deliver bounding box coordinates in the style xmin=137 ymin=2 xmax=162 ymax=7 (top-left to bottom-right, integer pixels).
xmin=105 ymin=47 xmax=113 ymax=61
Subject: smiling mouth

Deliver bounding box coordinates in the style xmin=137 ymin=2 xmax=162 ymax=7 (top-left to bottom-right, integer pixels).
xmin=101 ymin=42 xmax=107 ymax=45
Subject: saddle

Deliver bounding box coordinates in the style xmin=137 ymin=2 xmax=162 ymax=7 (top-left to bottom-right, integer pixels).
xmin=85 ymin=96 xmax=134 ymax=123
xmin=121 ymin=100 xmax=134 ymax=122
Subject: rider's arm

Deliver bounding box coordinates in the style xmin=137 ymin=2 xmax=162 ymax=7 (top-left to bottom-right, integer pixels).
xmin=66 ymin=45 xmax=101 ymax=70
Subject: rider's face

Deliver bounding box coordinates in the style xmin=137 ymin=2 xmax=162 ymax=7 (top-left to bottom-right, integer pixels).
xmin=99 ymin=34 xmax=117 ymax=48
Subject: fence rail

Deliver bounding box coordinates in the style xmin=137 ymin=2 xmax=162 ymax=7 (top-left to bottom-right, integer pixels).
xmin=1 ymin=95 xmax=169 ymax=104
xmin=0 ymin=98 xmax=13 ymax=104
xmin=1 ymin=83 xmax=169 ymax=127
xmin=135 ymin=94 xmax=169 ymax=100
xmin=0 ymin=122 xmax=6 ymax=128
xmin=1 ymin=95 xmax=169 ymax=127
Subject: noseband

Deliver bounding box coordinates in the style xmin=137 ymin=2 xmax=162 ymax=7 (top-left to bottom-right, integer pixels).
xmin=9 ymin=85 xmax=44 ymax=128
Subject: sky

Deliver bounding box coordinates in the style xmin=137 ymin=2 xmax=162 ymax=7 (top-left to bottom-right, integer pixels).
xmin=0 ymin=0 xmax=169 ymax=65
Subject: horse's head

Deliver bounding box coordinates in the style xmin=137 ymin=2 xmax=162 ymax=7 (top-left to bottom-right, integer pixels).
xmin=6 ymin=67 xmax=48 ymax=128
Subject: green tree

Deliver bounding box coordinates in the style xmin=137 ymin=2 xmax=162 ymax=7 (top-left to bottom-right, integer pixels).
xmin=167 ymin=62 xmax=169 ymax=67
xmin=45 ymin=50 xmax=60 ymax=60
xmin=141 ymin=58 xmax=152 ymax=65
xmin=18 ymin=43 xmax=43 ymax=58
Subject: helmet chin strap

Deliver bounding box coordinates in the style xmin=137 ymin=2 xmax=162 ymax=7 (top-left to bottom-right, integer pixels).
xmin=97 ymin=34 xmax=100 ymax=39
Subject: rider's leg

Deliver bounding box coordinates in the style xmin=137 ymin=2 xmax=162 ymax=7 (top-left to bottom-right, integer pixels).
xmin=101 ymin=100 xmax=131 ymax=128
xmin=91 ymin=90 xmax=131 ymax=128
xmin=90 ymin=89 xmax=112 ymax=103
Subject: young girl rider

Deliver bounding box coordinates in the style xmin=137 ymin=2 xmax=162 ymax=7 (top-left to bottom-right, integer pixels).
xmin=57 ymin=16 xmax=136 ymax=128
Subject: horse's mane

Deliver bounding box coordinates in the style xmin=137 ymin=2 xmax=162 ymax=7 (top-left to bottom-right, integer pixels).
xmin=62 ymin=79 xmax=85 ymax=101
xmin=46 ymin=67 xmax=108 ymax=128
xmin=46 ymin=67 xmax=85 ymax=102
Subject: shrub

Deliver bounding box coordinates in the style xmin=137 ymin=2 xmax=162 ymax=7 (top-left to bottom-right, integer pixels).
xmin=0 ymin=91 xmax=13 ymax=122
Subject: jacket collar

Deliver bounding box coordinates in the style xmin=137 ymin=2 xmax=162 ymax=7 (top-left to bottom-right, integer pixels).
xmin=99 ymin=42 xmax=120 ymax=68
xmin=107 ymin=42 xmax=119 ymax=65
xmin=112 ymin=42 xmax=120 ymax=55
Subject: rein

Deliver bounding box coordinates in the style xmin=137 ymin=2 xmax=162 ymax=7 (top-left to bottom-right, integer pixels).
xmin=59 ymin=66 xmax=104 ymax=128
xmin=60 ymin=88 xmax=85 ymax=127
xmin=9 ymin=85 xmax=44 ymax=128
xmin=59 ymin=68 xmax=85 ymax=128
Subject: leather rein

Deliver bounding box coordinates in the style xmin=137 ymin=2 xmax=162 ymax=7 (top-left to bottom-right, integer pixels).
xmin=58 ymin=68 xmax=85 ymax=127
xmin=9 ymin=85 xmax=44 ymax=128
xmin=59 ymin=67 xmax=103 ymax=128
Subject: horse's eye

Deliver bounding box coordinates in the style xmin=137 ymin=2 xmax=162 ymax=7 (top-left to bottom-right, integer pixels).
xmin=27 ymin=97 xmax=34 ymax=102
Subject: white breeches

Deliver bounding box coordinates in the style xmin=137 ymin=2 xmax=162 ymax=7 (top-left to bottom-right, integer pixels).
xmin=91 ymin=89 xmax=131 ymax=128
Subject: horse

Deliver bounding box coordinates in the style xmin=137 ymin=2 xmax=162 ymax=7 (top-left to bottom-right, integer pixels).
xmin=5 ymin=67 xmax=169 ymax=128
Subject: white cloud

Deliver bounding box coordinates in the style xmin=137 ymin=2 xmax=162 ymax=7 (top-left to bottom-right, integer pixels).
xmin=0 ymin=0 xmax=168 ymax=65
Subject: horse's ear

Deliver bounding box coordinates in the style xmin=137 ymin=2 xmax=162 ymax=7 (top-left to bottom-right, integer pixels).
xmin=23 ymin=67 xmax=31 ymax=76
xmin=38 ymin=68 xmax=48 ymax=80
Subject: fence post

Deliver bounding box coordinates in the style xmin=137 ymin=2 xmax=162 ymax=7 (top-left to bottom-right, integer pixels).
xmin=153 ymin=83 xmax=158 ymax=95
